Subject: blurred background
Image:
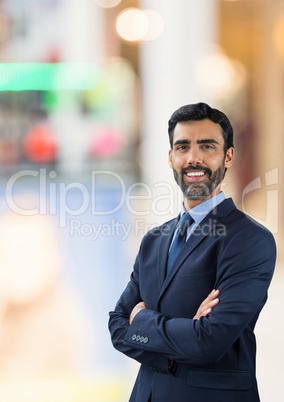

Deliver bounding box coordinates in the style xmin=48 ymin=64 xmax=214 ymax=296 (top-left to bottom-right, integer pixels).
xmin=0 ymin=0 xmax=283 ymax=401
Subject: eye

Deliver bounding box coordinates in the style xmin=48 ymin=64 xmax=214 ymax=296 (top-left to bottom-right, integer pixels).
xmin=200 ymin=143 xmax=215 ymax=150
xmin=176 ymin=144 xmax=189 ymax=151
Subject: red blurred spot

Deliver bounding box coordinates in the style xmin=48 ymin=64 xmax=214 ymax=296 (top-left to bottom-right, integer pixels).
xmin=24 ymin=124 xmax=57 ymax=164
xmin=89 ymin=127 xmax=125 ymax=158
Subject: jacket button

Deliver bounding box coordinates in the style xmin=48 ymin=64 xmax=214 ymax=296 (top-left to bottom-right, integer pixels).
xmin=140 ymin=336 xmax=144 ymax=342
xmin=136 ymin=335 xmax=140 ymax=341
xmin=143 ymin=336 xmax=149 ymax=343
xmin=132 ymin=334 xmax=137 ymax=341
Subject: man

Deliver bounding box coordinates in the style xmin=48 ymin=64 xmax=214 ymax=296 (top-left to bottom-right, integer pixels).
xmin=108 ymin=102 xmax=276 ymax=402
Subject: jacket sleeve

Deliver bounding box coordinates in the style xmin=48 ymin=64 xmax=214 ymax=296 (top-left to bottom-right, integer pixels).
xmin=121 ymin=225 xmax=276 ymax=366
xmin=108 ymin=249 xmax=170 ymax=372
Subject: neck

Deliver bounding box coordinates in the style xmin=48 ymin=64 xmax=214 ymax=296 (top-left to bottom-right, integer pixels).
xmin=183 ymin=189 xmax=222 ymax=211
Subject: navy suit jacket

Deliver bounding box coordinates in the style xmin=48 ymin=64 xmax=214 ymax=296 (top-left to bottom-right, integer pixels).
xmin=109 ymin=198 xmax=276 ymax=402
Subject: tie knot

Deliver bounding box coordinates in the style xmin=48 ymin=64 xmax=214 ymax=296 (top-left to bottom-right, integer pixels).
xmin=178 ymin=213 xmax=194 ymax=237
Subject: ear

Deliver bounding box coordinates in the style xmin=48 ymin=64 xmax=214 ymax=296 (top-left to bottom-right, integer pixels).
xmin=168 ymin=149 xmax=173 ymax=168
xmin=224 ymin=147 xmax=234 ymax=169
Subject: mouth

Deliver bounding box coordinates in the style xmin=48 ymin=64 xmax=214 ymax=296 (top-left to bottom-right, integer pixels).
xmin=184 ymin=170 xmax=207 ymax=183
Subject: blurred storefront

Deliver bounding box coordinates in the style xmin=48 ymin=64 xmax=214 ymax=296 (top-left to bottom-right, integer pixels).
xmin=0 ymin=0 xmax=282 ymax=401
xmin=219 ymin=0 xmax=284 ymax=255
xmin=138 ymin=0 xmax=283 ymax=253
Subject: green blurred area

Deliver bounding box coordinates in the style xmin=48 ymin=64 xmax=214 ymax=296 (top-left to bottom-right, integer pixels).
xmin=0 ymin=63 xmax=101 ymax=91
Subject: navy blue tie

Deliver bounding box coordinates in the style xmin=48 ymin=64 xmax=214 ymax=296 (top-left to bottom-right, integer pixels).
xmin=167 ymin=213 xmax=194 ymax=274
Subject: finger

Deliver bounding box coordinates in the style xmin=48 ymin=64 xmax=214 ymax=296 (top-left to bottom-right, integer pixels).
xmin=199 ymin=289 xmax=220 ymax=308
xmin=193 ymin=290 xmax=220 ymax=320
xmin=203 ymin=297 xmax=220 ymax=311
xmin=209 ymin=289 xmax=220 ymax=299
xmin=199 ymin=304 xmax=217 ymax=318
xmin=197 ymin=297 xmax=220 ymax=318
xmin=205 ymin=289 xmax=220 ymax=305
xmin=129 ymin=302 xmax=146 ymax=324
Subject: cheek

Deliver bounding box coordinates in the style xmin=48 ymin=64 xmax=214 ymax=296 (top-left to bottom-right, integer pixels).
xmin=210 ymin=155 xmax=225 ymax=170
xmin=171 ymin=154 xmax=188 ymax=167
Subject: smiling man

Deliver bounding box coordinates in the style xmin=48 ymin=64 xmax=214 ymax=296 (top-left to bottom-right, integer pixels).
xmin=109 ymin=102 xmax=276 ymax=402
xmin=169 ymin=118 xmax=234 ymax=206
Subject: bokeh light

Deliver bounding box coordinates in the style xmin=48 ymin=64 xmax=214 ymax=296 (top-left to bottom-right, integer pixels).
xmin=196 ymin=46 xmax=247 ymax=99
xmin=0 ymin=213 xmax=61 ymax=305
xmin=116 ymin=8 xmax=164 ymax=42
xmin=89 ymin=127 xmax=125 ymax=158
xmin=274 ymin=14 xmax=284 ymax=62
xmin=93 ymin=0 xmax=121 ymax=8
xmin=141 ymin=9 xmax=164 ymax=41
xmin=24 ymin=124 xmax=57 ymax=164
xmin=116 ymin=8 xmax=149 ymax=42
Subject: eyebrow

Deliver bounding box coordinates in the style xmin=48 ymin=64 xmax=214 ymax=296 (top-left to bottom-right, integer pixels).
xmin=173 ymin=138 xmax=220 ymax=146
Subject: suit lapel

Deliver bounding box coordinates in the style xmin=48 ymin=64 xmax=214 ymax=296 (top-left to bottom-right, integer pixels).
xmin=156 ymin=218 xmax=177 ymax=289
xmin=158 ymin=198 xmax=236 ymax=301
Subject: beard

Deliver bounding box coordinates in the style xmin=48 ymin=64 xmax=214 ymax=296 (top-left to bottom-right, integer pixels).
xmin=173 ymin=164 xmax=225 ymax=201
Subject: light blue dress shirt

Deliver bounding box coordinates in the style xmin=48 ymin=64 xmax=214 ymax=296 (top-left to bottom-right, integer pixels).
xmin=176 ymin=192 xmax=225 ymax=243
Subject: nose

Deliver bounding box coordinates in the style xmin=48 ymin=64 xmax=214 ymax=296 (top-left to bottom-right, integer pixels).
xmin=187 ymin=145 xmax=203 ymax=165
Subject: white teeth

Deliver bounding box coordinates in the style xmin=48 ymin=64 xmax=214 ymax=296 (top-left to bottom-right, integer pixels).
xmin=186 ymin=172 xmax=204 ymax=177
xmin=186 ymin=171 xmax=205 ymax=177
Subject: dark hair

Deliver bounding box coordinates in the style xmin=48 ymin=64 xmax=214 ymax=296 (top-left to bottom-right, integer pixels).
xmin=168 ymin=102 xmax=234 ymax=153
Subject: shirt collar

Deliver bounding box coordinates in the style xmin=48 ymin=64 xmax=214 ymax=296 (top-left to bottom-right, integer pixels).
xmin=181 ymin=192 xmax=225 ymax=225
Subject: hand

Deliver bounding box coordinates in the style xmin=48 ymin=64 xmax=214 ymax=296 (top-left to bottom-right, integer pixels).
xmin=193 ymin=289 xmax=220 ymax=320
xmin=129 ymin=301 xmax=147 ymax=325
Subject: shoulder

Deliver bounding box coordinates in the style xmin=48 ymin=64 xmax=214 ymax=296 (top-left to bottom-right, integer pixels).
xmin=223 ymin=201 xmax=276 ymax=257
xmin=217 ymin=198 xmax=276 ymax=247
xmin=219 ymin=198 xmax=273 ymax=231
xmin=232 ymin=203 xmax=273 ymax=235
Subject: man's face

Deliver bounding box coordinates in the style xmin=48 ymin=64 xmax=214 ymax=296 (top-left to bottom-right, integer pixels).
xmin=168 ymin=119 xmax=234 ymax=209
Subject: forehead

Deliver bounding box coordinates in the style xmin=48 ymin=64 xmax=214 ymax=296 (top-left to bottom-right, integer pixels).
xmin=173 ymin=119 xmax=224 ymax=144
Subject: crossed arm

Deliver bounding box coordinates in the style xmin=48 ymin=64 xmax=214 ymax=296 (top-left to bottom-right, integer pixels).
xmin=129 ymin=289 xmax=220 ymax=325
xmin=110 ymin=225 xmax=276 ymax=368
